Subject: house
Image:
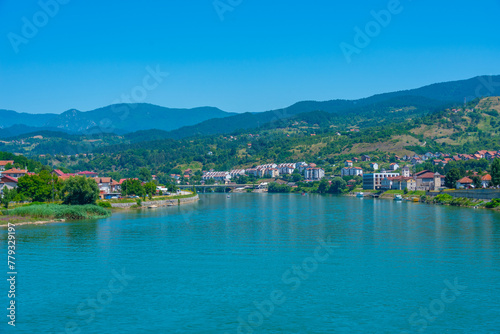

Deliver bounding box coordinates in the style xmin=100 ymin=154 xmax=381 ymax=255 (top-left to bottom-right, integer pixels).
xmin=370 ymin=162 xmax=379 ymax=171
xmin=341 ymin=167 xmax=363 ymax=177
xmin=476 ymin=150 xmax=487 ymax=158
xmin=296 ymin=162 xmax=309 ymax=173
xmin=481 ymin=174 xmax=492 ymax=188
xmin=277 ymin=163 xmax=296 ymax=175
xmin=76 ymin=171 xmax=98 ymax=178
xmin=361 ymin=155 xmax=371 ymax=162
xmin=52 ymin=169 xmax=66 ymax=177
xmin=415 ymin=172 xmax=442 ymax=191
xmin=2 ymin=168 xmax=27 ymax=179
xmin=389 ymin=163 xmax=399 ymax=171
xmin=401 ymin=166 xmax=411 ymax=177
xmin=93 ymin=177 xmax=113 ymax=194
xmin=347 ymin=179 xmax=357 ymax=187
xmin=390 ymin=176 xmax=416 ymax=191
xmin=0 ymin=160 xmax=14 ymax=171
xmin=410 ymin=157 xmax=422 ymax=165
xmin=432 ymin=159 xmax=442 ymax=166
xmin=256 ymin=163 xmax=277 ymax=170
xmin=183 ymin=169 xmax=193 ymax=175
xmin=263 ymin=168 xmax=280 ymax=178
xmin=229 ymin=169 xmax=246 ymax=178
xmin=485 ymin=151 xmax=498 ymax=160
xmin=245 ymin=168 xmax=262 ymax=178
xmin=304 ymin=168 xmax=325 ymax=181
xmin=380 ymin=177 xmax=393 ymax=190
xmin=0 ymin=175 xmax=19 ymax=196
xmin=456 ymin=177 xmax=473 ymax=189
xmin=363 ymin=172 xmax=400 ymax=190
xmin=344 ymin=160 xmax=353 ymax=167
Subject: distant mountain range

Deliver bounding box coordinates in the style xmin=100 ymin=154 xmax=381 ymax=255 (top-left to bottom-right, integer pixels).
xmin=1 ymin=75 xmax=498 ymax=139
xmin=0 ymin=104 xmax=234 ymax=137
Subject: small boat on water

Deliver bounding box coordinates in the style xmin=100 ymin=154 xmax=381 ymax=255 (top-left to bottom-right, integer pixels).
xmin=394 ymin=194 xmax=403 ymax=201
xmin=356 ymin=192 xmax=364 ymax=198
xmin=148 ymin=205 xmax=158 ymax=209
xmin=227 ymin=195 xmax=231 ymax=198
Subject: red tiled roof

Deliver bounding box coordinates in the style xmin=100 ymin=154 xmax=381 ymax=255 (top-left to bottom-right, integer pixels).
xmin=0 ymin=160 xmax=14 ymax=166
xmin=481 ymin=174 xmax=492 ymax=181
xmin=457 ymin=177 xmax=473 ymax=184
xmin=3 ymin=168 xmax=27 ymax=174
xmin=53 ymin=169 xmax=66 ymax=176
xmin=77 ymin=171 xmax=98 ymax=175
xmin=1 ymin=175 xmax=18 ymax=183
xmin=417 ymin=172 xmax=436 ymax=179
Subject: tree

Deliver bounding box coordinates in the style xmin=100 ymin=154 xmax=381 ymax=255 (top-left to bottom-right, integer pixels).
xmin=291 ymin=170 xmax=303 ymax=182
xmin=491 ymin=158 xmax=500 ymax=186
xmin=328 ymin=177 xmax=347 ymax=193
xmin=143 ymin=181 xmax=157 ymax=199
xmin=121 ymin=179 xmax=144 ymax=197
xmin=1 ymin=187 xmax=17 ymax=208
xmin=268 ymin=182 xmax=291 ymax=193
xmin=17 ymin=170 xmax=59 ymax=202
xmin=62 ymin=176 xmax=99 ymax=205
xmin=471 ymin=175 xmax=482 ymax=189
xmin=317 ymin=179 xmax=329 ymax=193
xmin=139 ymin=168 xmax=152 ymax=182
xmin=445 ymin=168 xmax=462 ymax=188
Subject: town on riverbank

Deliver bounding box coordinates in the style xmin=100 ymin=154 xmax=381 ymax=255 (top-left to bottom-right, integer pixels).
xmin=2 ymin=148 xmax=500 ymax=219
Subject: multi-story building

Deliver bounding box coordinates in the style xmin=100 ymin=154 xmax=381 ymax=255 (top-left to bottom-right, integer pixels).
xmin=229 ymin=170 xmax=246 ymax=178
xmin=415 ymin=171 xmax=443 ymax=191
xmin=341 ymin=167 xmax=363 ymax=177
xmin=277 ymin=163 xmax=296 ymax=175
xmin=304 ymin=168 xmax=325 ymax=181
xmin=363 ymin=172 xmax=400 ymax=190
xmin=202 ymin=172 xmax=231 ymax=183
xmin=263 ymin=168 xmax=280 ymax=178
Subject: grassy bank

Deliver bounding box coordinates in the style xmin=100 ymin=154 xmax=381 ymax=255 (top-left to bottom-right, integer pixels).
xmin=423 ymin=194 xmax=486 ymax=208
xmin=2 ymin=204 xmax=111 ymax=224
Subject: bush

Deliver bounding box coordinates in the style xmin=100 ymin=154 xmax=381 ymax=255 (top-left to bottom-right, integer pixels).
xmin=434 ymin=194 xmax=453 ymax=204
xmin=485 ymin=198 xmax=500 ymax=209
xmin=136 ymin=198 xmax=142 ymax=206
xmin=7 ymin=204 xmax=110 ymax=220
xmin=97 ymin=201 xmax=112 ymax=208
xmin=62 ymin=177 xmax=99 ymax=205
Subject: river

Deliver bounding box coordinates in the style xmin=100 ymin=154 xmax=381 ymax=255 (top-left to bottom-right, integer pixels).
xmin=2 ymin=193 xmax=500 ymax=333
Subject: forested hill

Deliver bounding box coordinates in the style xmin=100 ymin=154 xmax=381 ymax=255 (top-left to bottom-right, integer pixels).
xmin=0 ymin=104 xmax=235 ymax=137
xmin=166 ymin=75 xmax=500 ymax=139
xmin=31 ymin=96 xmax=500 ymax=182
xmin=1 ymin=75 xmax=498 ymax=138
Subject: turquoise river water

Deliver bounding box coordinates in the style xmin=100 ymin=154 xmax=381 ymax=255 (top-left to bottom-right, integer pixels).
xmin=2 ymin=193 xmax=500 ymax=333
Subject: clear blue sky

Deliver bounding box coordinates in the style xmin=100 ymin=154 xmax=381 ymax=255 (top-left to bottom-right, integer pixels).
xmin=1 ymin=0 xmax=499 ymax=114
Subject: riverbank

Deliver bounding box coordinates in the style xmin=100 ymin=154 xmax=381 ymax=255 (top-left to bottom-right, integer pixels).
xmin=0 ymin=204 xmax=111 ymax=227
xmin=347 ymin=189 xmax=500 ymax=211
xmin=109 ymin=194 xmax=199 ymax=209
